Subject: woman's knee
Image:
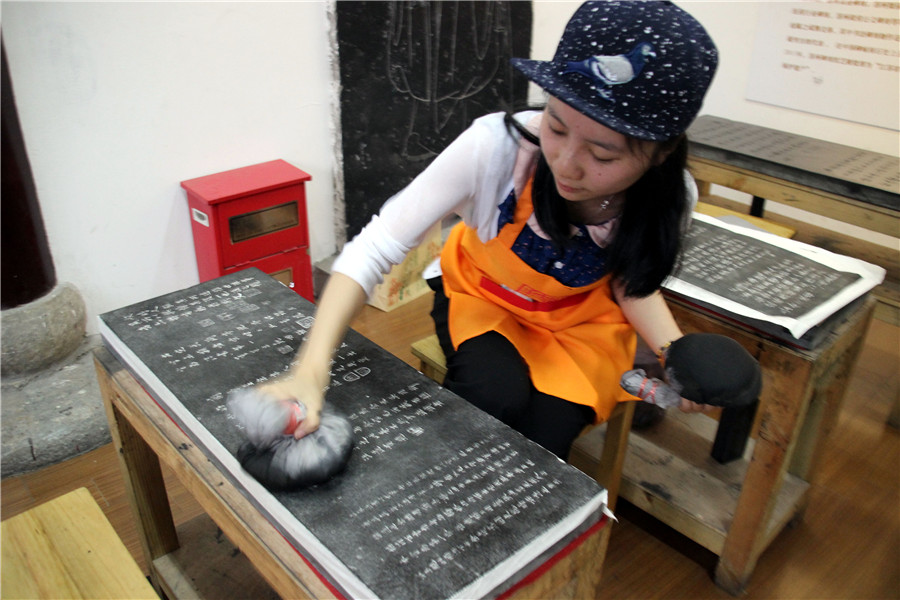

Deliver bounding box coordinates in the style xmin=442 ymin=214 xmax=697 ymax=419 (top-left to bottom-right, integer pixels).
xmin=444 ymin=332 xmax=531 ymax=424
xmin=520 ymin=393 xmax=595 ymax=459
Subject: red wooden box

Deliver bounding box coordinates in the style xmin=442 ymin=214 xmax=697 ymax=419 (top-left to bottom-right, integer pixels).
xmin=222 ymin=247 xmax=314 ymax=300
xmin=181 ymin=160 xmax=314 ymax=301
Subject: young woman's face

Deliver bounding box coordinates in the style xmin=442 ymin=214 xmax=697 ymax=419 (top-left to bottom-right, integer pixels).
xmin=539 ymin=97 xmax=658 ymax=204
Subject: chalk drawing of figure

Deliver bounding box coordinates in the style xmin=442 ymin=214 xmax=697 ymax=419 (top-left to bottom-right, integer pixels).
xmin=386 ymin=1 xmax=515 ymax=161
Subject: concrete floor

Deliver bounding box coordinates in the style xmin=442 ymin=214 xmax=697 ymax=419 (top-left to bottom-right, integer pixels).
xmin=1 ymin=335 xmax=111 ymax=477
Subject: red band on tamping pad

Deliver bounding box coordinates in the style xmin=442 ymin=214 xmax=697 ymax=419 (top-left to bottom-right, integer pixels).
xmin=636 ymin=377 xmax=659 ymax=404
xmin=283 ymin=402 xmax=305 ymax=434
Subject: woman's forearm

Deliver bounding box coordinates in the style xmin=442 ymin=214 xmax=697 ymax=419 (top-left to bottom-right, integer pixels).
xmin=292 ymin=272 xmax=369 ymax=385
xmin=258 ymin=272 xmax=368 ymax=437
xmin=614 ymin=285 xmax=682 ymax=358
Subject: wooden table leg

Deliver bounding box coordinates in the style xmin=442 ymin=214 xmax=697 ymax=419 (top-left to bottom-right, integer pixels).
xmin=889 ymin=397 xmax=900 ymax=430
xmin=505 ymin=520 xmax=609 ymax=600
xmin=94 ymin=355 xmax=179 ymax=593
xmin=714 ymin=349 xmax=814 ymax=594
xmin=789 ymin=316 xmax=870 ymax=483
xmin=713 ymin=299 xmax=873 ymax=594
xmin=594 ymin=402 xmax=635 ymax=512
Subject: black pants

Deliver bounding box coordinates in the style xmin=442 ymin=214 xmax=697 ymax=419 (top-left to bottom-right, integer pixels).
xmin=427 ymin=277 xmax=594 ymax=459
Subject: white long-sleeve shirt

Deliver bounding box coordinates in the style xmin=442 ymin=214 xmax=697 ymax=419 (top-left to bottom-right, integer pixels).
xmin=332 ymin=111 xmax=539 ymax=296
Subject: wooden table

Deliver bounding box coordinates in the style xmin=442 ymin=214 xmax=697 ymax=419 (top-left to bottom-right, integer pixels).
xmin=93 ymin=346 xmax=612 ymax=600
xmin=570 ymin=294 xmax=876 ymax=595
xmin=1 ymin=487 xmax=159 ymax=600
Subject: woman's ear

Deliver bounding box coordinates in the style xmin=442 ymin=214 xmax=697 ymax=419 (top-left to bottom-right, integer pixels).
xmin=653 ymin=148 xmax=673 ymax=167
xmin=652 ymin=134 xmax=686 ymax=166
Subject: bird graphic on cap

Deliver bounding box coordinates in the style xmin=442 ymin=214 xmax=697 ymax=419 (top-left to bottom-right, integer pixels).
xmin=565 ymin=42 xmax=656 ymax=87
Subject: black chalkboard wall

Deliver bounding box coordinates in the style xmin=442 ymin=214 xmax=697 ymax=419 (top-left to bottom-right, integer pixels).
xmin=337 ymin=1 xmax=532 ymax=239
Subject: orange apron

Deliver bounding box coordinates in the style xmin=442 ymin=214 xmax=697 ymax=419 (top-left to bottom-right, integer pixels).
xmin=440 ymin=179 xmax=637 ymax=423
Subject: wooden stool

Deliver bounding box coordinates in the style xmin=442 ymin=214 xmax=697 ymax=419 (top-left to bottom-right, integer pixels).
xmin=1 ymin=487 xmax=158 ymax=599
xmin=411 ymin=334 xmax=635 ymax=510
xmin=411 ymin=334 xmax=449 ymax=384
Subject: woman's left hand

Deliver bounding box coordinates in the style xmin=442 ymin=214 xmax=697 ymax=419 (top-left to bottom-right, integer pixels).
xmin=679 ymin=397 xmax=715 ymax=414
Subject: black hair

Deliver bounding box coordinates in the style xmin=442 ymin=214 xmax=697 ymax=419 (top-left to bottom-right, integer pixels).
xmin=504 ymin=111 xmax=689 ymax=298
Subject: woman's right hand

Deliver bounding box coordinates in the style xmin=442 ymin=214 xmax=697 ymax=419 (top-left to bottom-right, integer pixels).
xmin=257 ymin=370 xmax=327 ymax=439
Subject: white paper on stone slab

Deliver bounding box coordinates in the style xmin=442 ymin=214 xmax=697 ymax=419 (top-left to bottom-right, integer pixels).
xmin=663 ymin=212 xmax=885 ymax=340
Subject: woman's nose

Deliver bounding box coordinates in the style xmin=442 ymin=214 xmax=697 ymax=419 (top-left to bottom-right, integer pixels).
xmin=554 ymin=144 xmax=582 ymax=180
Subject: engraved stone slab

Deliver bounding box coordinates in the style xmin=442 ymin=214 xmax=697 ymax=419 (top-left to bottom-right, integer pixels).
xmin=98 ymin=269 xmax=607 ymax=600
xmin=689 ymin=116 xmax=899 ymax=210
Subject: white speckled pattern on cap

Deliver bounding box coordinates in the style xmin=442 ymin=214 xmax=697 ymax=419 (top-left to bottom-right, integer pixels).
xmin=512 ymin=0 xmax=718 ymax=141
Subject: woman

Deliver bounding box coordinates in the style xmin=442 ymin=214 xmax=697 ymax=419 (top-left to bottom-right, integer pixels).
xmin=263 ymin=1 xmax=721 ymax=458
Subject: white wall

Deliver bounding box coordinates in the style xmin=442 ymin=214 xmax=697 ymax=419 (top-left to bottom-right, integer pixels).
xmin=3 ymin=1 xmax=897 ymax=337
xmin=2 ymin=1 xmax=336 ymax=334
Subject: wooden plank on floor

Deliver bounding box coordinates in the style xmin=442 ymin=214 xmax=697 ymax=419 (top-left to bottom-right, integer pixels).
xmin=1 ymin=487 xmax=158 ymax=599
xmin=152 ymin=514 xmax=279 ymax=600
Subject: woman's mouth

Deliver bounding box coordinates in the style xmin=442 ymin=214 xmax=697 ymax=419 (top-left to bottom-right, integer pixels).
xmin=557 ymin=181 xmax=579 ymax=195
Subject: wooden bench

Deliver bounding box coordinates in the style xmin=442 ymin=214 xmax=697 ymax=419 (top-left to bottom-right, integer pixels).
xmin=411 ymin=334 xmax=635 ymax=510
xmin=1 ymin=487 xmax=158 ymax=599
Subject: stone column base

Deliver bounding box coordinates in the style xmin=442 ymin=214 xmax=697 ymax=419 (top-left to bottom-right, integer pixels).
xmin=1 ymin=283 xmax=86 ymax=377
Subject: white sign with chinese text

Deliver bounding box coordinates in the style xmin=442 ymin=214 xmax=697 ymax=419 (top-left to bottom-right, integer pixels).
xmin=747 ymin=1 xmax=899 ymax=130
